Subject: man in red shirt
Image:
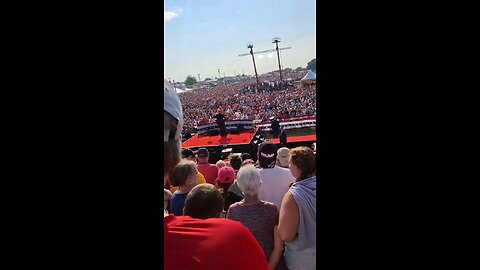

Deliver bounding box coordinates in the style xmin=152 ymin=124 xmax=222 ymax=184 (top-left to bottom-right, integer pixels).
xmin=196 ymin=147 xmax=219 ymax=185
xmin=164 ymin=79 xmax=268 ymax=270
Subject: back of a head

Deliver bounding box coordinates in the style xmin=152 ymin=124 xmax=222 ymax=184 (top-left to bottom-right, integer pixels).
xmin=169 ymin=160 xmax=197 ymax=187
xmin=216 ymin=160 xmax=226 ymax=168
xmin=236 ymin=164 xmax=262 ymax=198
xmin=183 ymin=184 xmax=224 ymax=219
xmin=196 ymin=147 xmax=210 ymax=162
xmin=258 ymin=142 xmax=278 ymax=169
xmin=229 ymin=155 xmax=243 ymax=171
xmin=241 ymin=153 xmax=252 ymax=161
xmin=276 ymin=147 xmax=290 ymax=168
xmin=289 ymin=146 xmax=316 ymax=181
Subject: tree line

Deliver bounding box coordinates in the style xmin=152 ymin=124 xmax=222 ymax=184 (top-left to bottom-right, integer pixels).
xmin=182 ymin=58 xmax=315 ymax=87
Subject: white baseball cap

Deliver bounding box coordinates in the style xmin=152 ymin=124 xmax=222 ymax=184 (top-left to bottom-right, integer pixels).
xmin=164 ymin=79 xmax=183 ymax=142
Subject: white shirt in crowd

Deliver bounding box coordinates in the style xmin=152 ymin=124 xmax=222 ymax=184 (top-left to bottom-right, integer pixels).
xmin=257 ymin=166 xmax=295 ymax=211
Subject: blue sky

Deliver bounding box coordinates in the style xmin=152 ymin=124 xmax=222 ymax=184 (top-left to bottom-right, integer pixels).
xmin=164 ymin=0 xmax=316 ymax=82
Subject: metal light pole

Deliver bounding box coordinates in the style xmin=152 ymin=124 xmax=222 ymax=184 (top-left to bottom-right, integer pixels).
xmin=272 ymin=37 xmax=283 ymax=81
xmin=247 ymin=43 xmax=260 ymax=85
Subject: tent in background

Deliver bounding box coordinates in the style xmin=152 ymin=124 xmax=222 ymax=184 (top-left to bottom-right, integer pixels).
xmin=300 ymin=70 xmax=316 ymax=85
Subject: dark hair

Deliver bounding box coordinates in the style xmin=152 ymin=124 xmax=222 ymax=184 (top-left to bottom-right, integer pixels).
xmin=216 ymin=182 xmax=232 ymax=211
xmin=289 ymin=146 xmax=316 ymax=181
xmin=184 ymin=184 xmax=224 ymax=219
xmin=241 ymin=153 xmax=252 ymax=161
xmin=229 ymin=155 xmax=243 ymax=170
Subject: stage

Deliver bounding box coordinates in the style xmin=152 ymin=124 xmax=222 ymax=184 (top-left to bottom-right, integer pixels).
xmin=182 ymin=128 xmax=258 ymax=148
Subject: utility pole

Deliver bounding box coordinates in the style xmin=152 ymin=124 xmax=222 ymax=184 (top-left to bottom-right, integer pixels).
xmin=272 ymin=37 xmax=283 ymax=81
xmin=247 ymin=43 xmax=260 ymax=85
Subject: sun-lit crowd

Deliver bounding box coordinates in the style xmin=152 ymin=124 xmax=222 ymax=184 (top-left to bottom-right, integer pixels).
xmin=178 ymin=71 xmax=316 ymax=133
xmin=164 ymin=79 xmax=316 ymax=270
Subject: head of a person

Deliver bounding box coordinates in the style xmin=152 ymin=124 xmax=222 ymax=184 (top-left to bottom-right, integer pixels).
xmin=196 ymin=147 xmax=209 ymax=163
xmin=241 ymin=159 xmax=254 ymax=167
xmin=216 ymin=166 xmax=235 ymax=188
xmin=164 ymin=79 xmax=183 ymax=179
xmin=258 ymin=142 xmax=278 ymax=169
xmin=236 ymin=164 xmax=262 ymax=198
xmin=241 ymin=153 xmax=252 ymax=161
xmin=182 ymin=148 xmax=196 ymax=162
xmin=183 ymin=184 xmax=224 ymax=219
xmin=229 ymin=155 xmax=243 ymax=171
xmin=288 ymin=146 xmax=316 ymax=181
xmin=169 ymin=160 xmax=198 ymax=188
xmin=216 ymin=160 xmax=226 ymax=168
xmin=276 ymin=147 xmax=290 ymax=168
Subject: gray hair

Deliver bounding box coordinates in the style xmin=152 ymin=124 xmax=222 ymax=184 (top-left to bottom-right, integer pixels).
xmin=236 ymin=164 xmax=262 ymax=198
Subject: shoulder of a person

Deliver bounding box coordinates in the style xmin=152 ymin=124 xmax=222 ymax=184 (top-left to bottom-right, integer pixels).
xmin=262 ymin=200 xmax=278 ymax=209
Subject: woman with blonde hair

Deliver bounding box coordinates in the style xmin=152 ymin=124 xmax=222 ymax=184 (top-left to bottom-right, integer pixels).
xmin=278 ymin=146 xmax=316 ymax=270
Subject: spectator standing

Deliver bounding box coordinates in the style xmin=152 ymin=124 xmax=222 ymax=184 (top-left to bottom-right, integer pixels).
xmin=216 ymin=160 xmax=226 ymax=168
xmin=241 ymin=153 xmax=252 ymax=161
xmin=278 ymin=147 xmax=316 ymax=270
xmin=227 ymin=165 xmax=284 ymax=270
xmin=271 ymin=117 xmax=280 ymax=138
xmin=279 ymin=127 xmax=287 ymax=146
xmin=257 ymin=142 xmax=295 ymax=211
xmin=168 ymin=148 xmax=206 ymax=193
xmin=196 ymin=147 xmax=219 ymax=185
xmin=164 ymin=79 xmax=269 ymax=270
xmin=276 ymin=147 xmax=290 ymax=168
xmin=228 ymin=154 xmax=244 ymax=198
xmin=216 ymin=166 xmax=243 ymax=215
xmin=169 ymin=160 xmax=198 ymax=216
xmin=183 ymin=183 xmax=224 ymax=219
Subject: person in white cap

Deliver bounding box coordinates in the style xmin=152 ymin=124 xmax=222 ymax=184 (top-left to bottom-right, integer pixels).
xmin=163 ymin=79 xmax=268 ymax=270
xmin=276 ymin=147 xmax=290 ymax=168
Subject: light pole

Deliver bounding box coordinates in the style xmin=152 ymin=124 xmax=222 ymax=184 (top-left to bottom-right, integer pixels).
xmin=247 ymin=43 xmax=260 ymax=85
xmin=198 ymin=74 xmax=201 ymax=82
xmin=272 ymin=37 xmax=283 ymax=81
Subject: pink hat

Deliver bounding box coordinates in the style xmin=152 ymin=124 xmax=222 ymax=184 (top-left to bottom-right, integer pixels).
xmin=217 ymin=166 xmax=235 ymax=184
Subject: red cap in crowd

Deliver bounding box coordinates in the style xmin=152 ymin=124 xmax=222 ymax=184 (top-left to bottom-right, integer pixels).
xmin=217 ymin=166 xmax=235 ymax=184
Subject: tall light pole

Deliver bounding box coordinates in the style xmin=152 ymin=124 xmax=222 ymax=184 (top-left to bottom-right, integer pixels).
xmin=272 ymin=37 xmax=283 ymax=81
xmin=247 ymin=43 xmax=260 ymax=85
xmin=198 ymin=74 xmax=201 ymax=82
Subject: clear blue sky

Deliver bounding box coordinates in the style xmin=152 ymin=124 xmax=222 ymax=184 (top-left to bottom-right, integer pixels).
xmin=164 ymin=0 xmax=316 ymax=82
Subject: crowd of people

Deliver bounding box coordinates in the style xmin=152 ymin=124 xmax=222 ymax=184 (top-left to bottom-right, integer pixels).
xmin=178 ymin=71 xmax=316 ymax=134
xmin=164 ymin=79 xmax=317 ymax=270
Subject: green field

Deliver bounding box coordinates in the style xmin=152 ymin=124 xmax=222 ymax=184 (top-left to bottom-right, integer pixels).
xmin=263 ymin=127 xmax=316 ymax=139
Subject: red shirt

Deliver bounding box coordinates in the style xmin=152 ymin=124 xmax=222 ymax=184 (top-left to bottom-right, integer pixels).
xmin=164 ymin=214 xmax=269 ymax=270
xmin=196 ymin=163 xmax=219 ymax=185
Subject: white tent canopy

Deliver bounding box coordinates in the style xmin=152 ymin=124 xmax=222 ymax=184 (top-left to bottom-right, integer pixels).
xmin=301 ymin=70 xmax=316 ymax=82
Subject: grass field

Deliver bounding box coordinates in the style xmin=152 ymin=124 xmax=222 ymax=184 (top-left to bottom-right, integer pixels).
xmin=263 ymin=127 xmax=316 ymax=139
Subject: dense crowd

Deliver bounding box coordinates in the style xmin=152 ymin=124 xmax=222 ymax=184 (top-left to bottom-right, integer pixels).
xmin=164 ymin=79 xmax=317 ymax=270
xmin=178 ymin=71 xmax=316 ymax=133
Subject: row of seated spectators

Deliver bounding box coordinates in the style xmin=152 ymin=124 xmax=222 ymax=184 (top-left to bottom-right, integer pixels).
xmin=178 ymin=71 xmax=316 ymax=134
